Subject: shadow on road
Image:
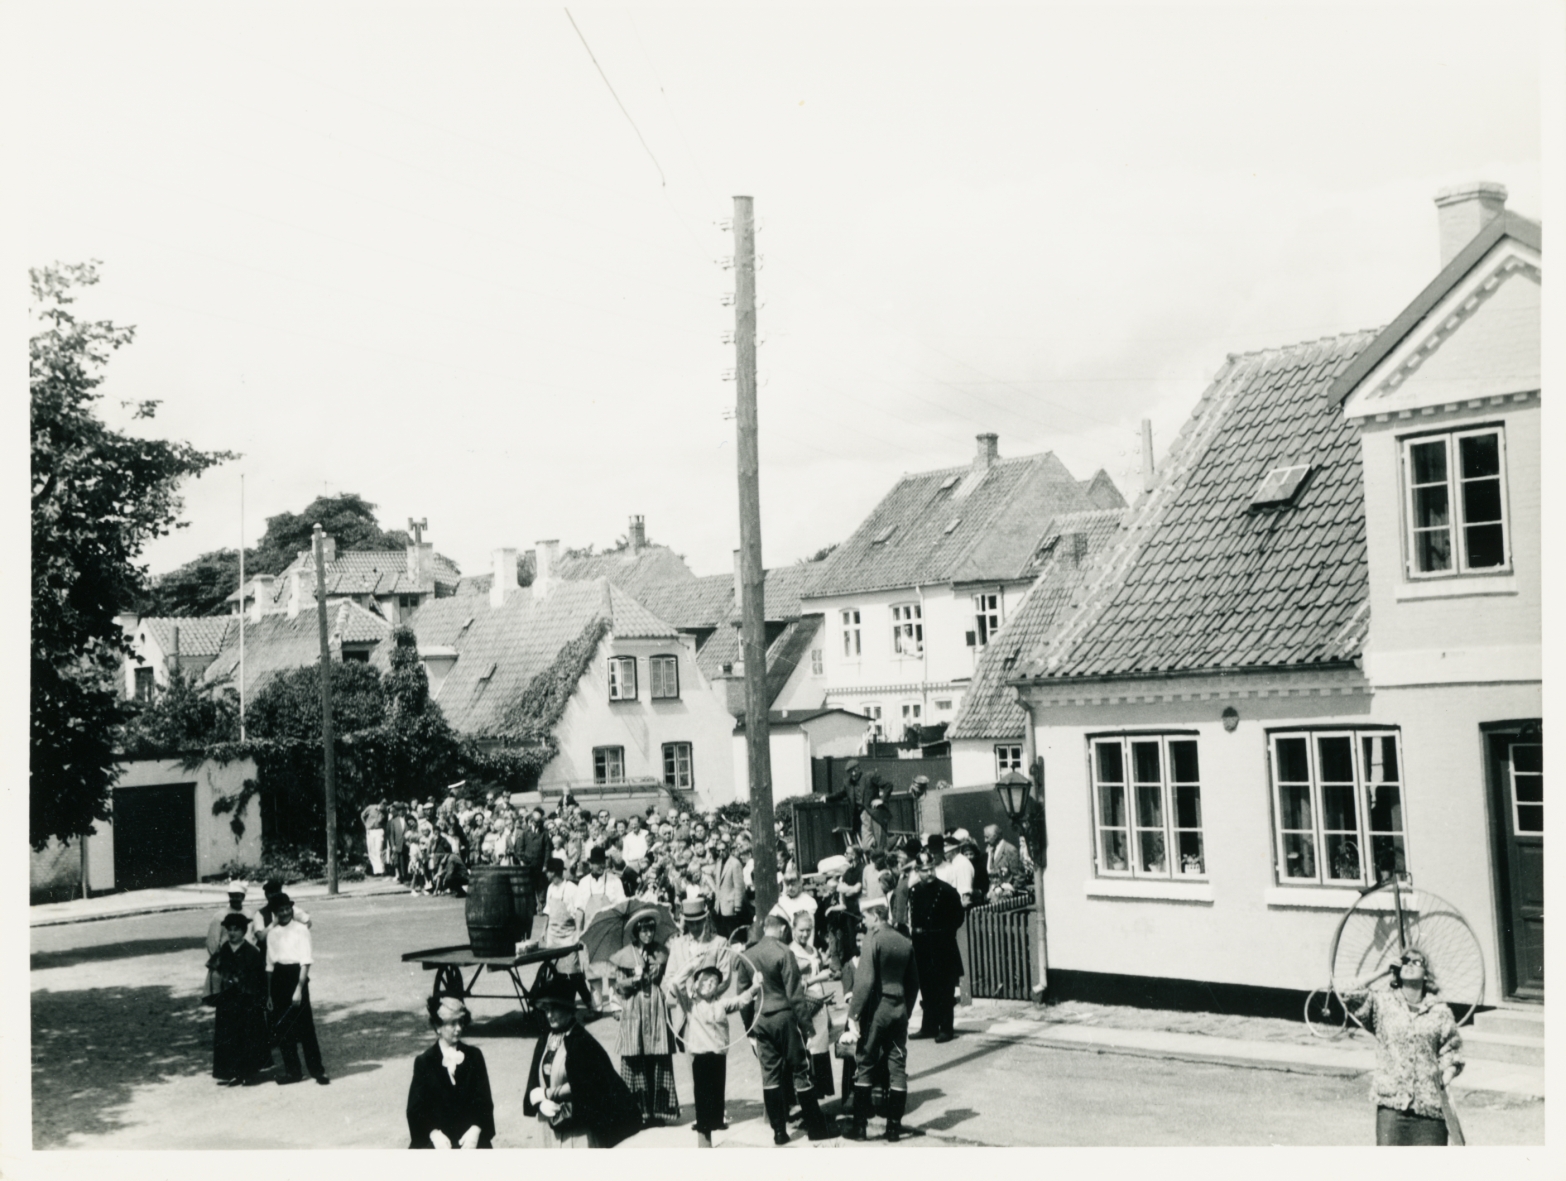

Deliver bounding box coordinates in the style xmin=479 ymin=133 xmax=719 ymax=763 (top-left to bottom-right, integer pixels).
xmin=31 ymin=936 xmax=210 ymax=972
xmin=906 ymin=1036 xmax=1014 ymax=1083
xmin=32 ymin=985 xmax=431 ymax=1148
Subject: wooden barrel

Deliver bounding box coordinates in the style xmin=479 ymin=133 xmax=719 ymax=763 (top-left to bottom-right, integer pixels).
xmin=493 ymin=865 xmax=535 ymax=941
xmin=465 ymin=866 xmax=515 ymax=957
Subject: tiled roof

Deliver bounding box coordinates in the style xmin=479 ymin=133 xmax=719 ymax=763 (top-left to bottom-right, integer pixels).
xmin=382 ymin=578 xmax=680 ymax=738
xmin=269 ymin=548 xmax=462 ymax=605
xmin=1013 ymin=332 xmax=1377 ymax=682
xmin=693 ymin=603 xmax=823 ymax=703
xmin=201 ymin=601 xmax=393 ymax=701
xmin=141 ymin=616 xmax=234 ymax=659
xmin=693 ymin=564 xmax=823 ymax=686
xmin=949 ymin=508 xmax=1125 ymax=740
xmin=803 ymin=452 xmax=1104 ymax=598
xmin=633 ymin=573 xmax=735 ymax=630
xmin=556 ymin=546 xmax=696 ymax=599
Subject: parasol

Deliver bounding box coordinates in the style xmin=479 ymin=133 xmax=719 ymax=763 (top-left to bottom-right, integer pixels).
xmin=581 ymin=899 xmax=679 ymax=964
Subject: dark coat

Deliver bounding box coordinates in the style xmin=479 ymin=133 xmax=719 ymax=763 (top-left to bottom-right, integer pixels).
xmin=908 ymin=876 xmax=965 ymax=989
xmin=207 ymin=939 xmax=269 ymax=1079
xmin=406 ymin=1041 xmax=496 ymax=1149
xmin=514 ymin=825 xmax=547 ymax=873
xmin=847 ymin=923 xmax=919 ymax=1024
xmin=735 ymin=934 xmax=811 ymax=1027
xmin=523 ymin=1023 xmax=641 ymax=1148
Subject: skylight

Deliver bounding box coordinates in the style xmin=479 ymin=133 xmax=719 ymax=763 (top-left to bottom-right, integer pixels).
xmin=944 ymin=517 xmax=961 ymax=534
xmin=939 ymin=474 xmax=960 ymax=491
xmin=1250 ymin=463 xmax=1312 ymax=508
xmin=872 ymin=525 xmax=897 ymax=545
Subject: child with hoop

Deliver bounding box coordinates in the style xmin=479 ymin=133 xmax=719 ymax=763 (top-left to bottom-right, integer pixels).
xmin=668 ymin=953 xmax=759 ymax=1147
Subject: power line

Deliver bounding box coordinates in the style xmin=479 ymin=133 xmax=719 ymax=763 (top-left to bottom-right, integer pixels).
xmin=564 ymin=8 xmax=667 ymax=189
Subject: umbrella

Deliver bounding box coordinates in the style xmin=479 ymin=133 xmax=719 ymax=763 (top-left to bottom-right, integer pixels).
xmin=581 ymin=899 xmax=679 ymax=964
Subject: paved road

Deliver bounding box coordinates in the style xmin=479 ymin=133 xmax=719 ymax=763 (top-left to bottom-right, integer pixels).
xmin=30 ymin=892 xmax=1544 ymax=1149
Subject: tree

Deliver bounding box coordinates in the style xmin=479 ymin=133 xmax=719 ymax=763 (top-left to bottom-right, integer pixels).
xmin=139 ymin=547 xmax=247 ymax=617
xmin=249 ymin=493 xmax=412 ymax=576
xmin=31 ymin=262 xmax=233 ymax=850
xmin=120 ymin=667 xmax=240 ymax=758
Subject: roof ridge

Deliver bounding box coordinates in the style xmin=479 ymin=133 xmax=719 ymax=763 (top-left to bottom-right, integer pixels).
xmin=1222 ymin=326 xmax=1383 ymax=364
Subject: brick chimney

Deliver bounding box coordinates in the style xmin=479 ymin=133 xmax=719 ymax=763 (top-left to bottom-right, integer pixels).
xmin=250 ymin=574 xmax=276 ymax=622
xmin=533 ymin=540 xmax=560 ymax=601
xmin=490 ymin=548 xmax=519 ymax=608
xmin=1435 ymin=182 xmax=1508 ymax=267
xmin=973 ymin=433 xmax=999 ymax=471
xmin=286 ymin=568 xmax=310 ymax=619
xmin=628 ymin=515 xmax=646 ymax=554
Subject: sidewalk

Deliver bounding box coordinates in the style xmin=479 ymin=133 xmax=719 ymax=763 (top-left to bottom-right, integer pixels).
xmin=29 ymin=875 xmax=410 ymax=928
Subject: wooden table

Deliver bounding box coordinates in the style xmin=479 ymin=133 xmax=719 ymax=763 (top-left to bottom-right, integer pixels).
xmin=401 ymin=943 xmax=583 ymax=1022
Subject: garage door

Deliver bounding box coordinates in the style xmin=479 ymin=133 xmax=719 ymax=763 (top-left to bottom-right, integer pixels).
xmin=112 ymin=782 xmax=197 ymax=891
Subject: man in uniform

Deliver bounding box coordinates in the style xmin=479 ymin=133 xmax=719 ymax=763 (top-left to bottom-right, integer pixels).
xmin=908 ymin=844 xmax=964 ymax=1043
xmin=735 ymin=913 xmax=832 ymax=1144
xmin=844 ymin=895 xmax=919 ymax=1141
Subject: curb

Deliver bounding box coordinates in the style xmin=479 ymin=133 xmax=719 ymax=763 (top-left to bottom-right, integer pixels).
xmin=30 ymin=882 xmax=410 ymax=928
xmin=974 ymin=1027 xmax=1368 ymax=1078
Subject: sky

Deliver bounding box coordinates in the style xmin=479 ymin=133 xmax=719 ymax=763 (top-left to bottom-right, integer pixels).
xmin=15 ymin=0 xmax=1547 ymax=585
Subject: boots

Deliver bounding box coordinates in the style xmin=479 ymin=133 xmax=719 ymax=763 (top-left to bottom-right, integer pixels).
xmin=841 ymin=1085 xmax=873 ymax=1140
xmin=798 ymin=1088 xmax=833 ymax=1141
xmin=885 ymin=1088 xmax=908 ymax=1142
xmin=763 ymin=1088 xmax=790 ymax=1145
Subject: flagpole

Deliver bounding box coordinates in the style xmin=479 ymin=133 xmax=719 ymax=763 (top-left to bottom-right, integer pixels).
xmin=239 ymin=472 xmax=246 ymax=742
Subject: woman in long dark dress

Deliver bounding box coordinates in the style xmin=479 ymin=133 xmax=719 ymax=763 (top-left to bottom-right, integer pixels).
xmin=207 ymin=912 xmax=270 ymax=1085
xmin=609 ymin=907 xmax=680 ymax=1126
xmin=406 ymin=996 xmax=496 ymax=1149
xmin=525 ymin=976 xmax=642 ymax=1148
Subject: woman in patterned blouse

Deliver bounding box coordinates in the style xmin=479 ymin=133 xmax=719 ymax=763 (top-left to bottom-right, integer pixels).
xmin=1343 ymin=948 xmax=1464 ymax=1145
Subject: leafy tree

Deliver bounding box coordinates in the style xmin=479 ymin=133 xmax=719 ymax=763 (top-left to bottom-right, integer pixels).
xmin=121 ymin=667 xmax=240 ymax=758
xmin=246 ymin=660 xmax=387 ymax=743
xmin=249 ymin=493 xmax=413 ymax=576
xmin=139 ymin=547 xmax=248 ymax=616
xmin=31 ymin=262 xmax=233 ymax=850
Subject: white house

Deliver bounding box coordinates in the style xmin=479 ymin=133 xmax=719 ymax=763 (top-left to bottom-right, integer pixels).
xmin=801 ymin=433 xmax=1123 ymax=743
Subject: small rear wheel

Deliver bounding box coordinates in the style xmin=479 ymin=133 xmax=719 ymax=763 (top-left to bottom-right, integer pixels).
xmin=1303 ymin=988 xmax=1350 ymax=1039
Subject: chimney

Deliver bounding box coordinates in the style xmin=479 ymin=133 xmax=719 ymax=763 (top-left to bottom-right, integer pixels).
xmin=628 ymin=515 xmax=646 ymax=554
xmin=286 ymin=568 xmax=309 ymax=619
xmin=1141 ymin=419 xmax=1155 ymax=494
xmin=490 ymin=547 xmax=519 ymax=608
xmin=973 ymin=432 xmax=999 ymax=471
xmin=533 ymin=540 xmax=560 ymax=601
xmin=250 ymin=574 xmax=275 ymax=623
xmin=1072 ymin=532 xmax=1089 ymax=568
xmin=1434 ymin=182 xmax=1508 ymax=267
xmin=732 ymin=547 xmax=743 ymax=592
xmin=319 ymin=534 xmax=337 ymax=565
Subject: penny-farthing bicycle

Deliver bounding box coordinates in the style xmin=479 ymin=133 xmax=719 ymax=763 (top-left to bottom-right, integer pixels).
xmin=1304 ymin=872 xmax=1485 ymax=1038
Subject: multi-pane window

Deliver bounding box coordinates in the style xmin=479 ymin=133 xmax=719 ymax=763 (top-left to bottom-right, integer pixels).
xmin=861 ymin=704 xmax=884 ymax=740
xmin=662 ymin=742 xmax=693 ymax=790
xmin=608 ymin=656 xmax=637 ymax=701
xmin=593 ymin=746 xmax=625 ymax=784
xmin=1270 ymin=730 xmax=1406 ymax=885
xmin=891 ymin=603 xmax=923 ymax=657
xmin=1091 ymin=736 xmax=1205 ymax=878
xmin=134 ymin=666 xmax=156 ymax=702
xmin=649 ymin=655 xmax=679 ymax=699
xmin=973 ymin=592 xmax=1003 ymax=646
xmin=995 ymin=744 xmax=1023 ymax=777
xmin=1404 ymin=428 xmax=1509 ymax=576
xmin=1510 ymin=742 xmax=1542 ymax=834
xmin=810 ymin=648 xmax=824 ymax=676
xmin=841 ymin=609 xmax=861 ymax=657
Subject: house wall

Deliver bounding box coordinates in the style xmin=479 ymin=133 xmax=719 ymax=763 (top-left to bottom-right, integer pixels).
xmin=543 ymin=634 xmax=737 ymax=808
xmin=951 ymin=736 xmax=1016 ymax=791
xmin=1022 ymin=668 xmax=1527 ymax=998
xmin=731 ymin=729 xmax=812 ymax=805
xmin=84 ymin=757 xmax=262 ymax=891
xmin=1357 ymin=400 xmax=1540 ymax=686
xmin=30 ymin=838 xmax=83 ymax=904
xmin=808 ymin=582 xmax=1029 ymax=732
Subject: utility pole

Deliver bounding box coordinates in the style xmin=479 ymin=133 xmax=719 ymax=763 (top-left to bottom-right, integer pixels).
xmin=733 ymin=195 xmax=777 ymax=928
xmin=312 ymin=525 xmax=339 ymax=894
xmin=238 ymin=473 xmax=246 ymax=741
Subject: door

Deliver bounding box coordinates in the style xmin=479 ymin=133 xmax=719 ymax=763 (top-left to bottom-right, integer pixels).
xmin=1487 ymin=730 xmax=1543 ymax=998
xmin=112 ymin=782 xmax=198 ymax=891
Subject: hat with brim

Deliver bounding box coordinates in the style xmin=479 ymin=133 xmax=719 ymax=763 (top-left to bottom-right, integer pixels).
xmin=532 ymin=975 xmax=578 ymax=1011
xmin=681 ymin=896 xmax=709 ymax=921
xmin=436 ymin=996 xmax=469 ymax=1024
xmin=226 ymin=879 xmax=249 ymax=898
xmin=925 ymin=834 xmax=945 ymax=854
xmin=861 ymin=896 xmax=890 ymax=915
xmin=220 ymin=912 xmax=251 ymax=931
xmin=627 ymin=905 xmax=663 ymax=931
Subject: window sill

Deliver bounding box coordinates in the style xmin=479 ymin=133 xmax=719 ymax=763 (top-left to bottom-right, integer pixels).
xmin=1083 ymin=878 xmax=1213 ymax=903
xmin=1396 ymin=573 xmax=1516 ymax=601
xmin=1264 ymin=886 xmax=1380 ymax=911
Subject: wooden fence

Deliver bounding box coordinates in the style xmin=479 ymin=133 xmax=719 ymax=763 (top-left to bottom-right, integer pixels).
xmin=965 ymin=893 xmax=1035 ymax=1000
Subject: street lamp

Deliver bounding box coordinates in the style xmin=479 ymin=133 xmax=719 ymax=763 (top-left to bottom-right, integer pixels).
xmin=994 ymin=769 xmax=1033 ymax=825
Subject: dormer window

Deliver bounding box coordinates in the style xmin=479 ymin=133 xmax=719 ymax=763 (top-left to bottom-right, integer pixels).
xmin=1250 ymin=463 xmax=1312 ymax=509
xmin=1403 ymin=427 xmax=1510 ymax=576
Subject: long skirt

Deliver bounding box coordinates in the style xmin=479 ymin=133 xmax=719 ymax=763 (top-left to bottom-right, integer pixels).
xmin=1375 ymin=1106 xmax=1449 ymax=1146
xmin=212 ymin=995 xmax=270 ymax=1080
xmin=619 ymin=1054 xmax=680 ymax=1123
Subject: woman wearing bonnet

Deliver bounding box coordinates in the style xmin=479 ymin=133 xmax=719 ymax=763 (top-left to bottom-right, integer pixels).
xmin=406 ymin=996 xmax=495 ymax=1148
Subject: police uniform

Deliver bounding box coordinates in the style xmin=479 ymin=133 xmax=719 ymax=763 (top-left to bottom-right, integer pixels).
xmin=908 ymin=866 xmax=964 ymax=1040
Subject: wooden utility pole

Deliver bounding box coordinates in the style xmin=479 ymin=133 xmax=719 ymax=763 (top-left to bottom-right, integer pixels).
xmin=733 ymin=195 xmax=777 ymax=927
xmin=312 ymin=525 xmax=339 ymax=894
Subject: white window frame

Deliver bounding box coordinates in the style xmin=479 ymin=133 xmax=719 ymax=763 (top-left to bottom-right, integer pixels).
xmin=861 ymin=703 xmax=884 ymax=740
xmin=1401 ymin=426 xmax=1511 ymax=578
xmin=593 ymin=745 xmax=626 ymax=784
xmin=973 ymin=591 xmax=1003 ymax=646
xmin=1508 ymin=740 xmax=1542 ymax=835
xmin=662 ymin=742 xmax=693 ymax=790
xmin=649 ymin=654 xmax=679 ymax=700
xmin=995 ymin=744 xmax=1023 ymax=777
xmin=1090 ymin=734 xmax=1206 ymax=880
xmin=608 ymin=655 xmax=638 ymax=701
xmin=840 ymin=609 xmax=861 ymax=658
xmin=891 ymin=602 xmax=923 ymax=657
xmin=1268 ymin=729 xmax=1408 ymax=887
